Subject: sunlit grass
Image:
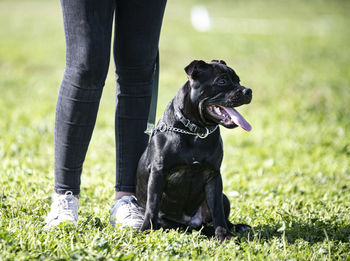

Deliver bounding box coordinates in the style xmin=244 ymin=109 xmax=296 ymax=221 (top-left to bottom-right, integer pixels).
xmin=0 ymin=0 xmax=349 ymax=259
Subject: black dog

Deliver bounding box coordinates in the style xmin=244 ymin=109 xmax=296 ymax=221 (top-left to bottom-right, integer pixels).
xmin=136 ymin=60 xmax=252 ymax=242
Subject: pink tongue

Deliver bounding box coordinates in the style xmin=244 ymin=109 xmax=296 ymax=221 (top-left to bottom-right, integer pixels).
xmin=223 ymin=107 xmax=252 ymax=131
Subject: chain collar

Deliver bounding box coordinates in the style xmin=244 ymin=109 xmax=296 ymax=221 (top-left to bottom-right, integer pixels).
xmin=175 ymin=109 xmax=208 ymax=134
xmin=153 ymin=122 xmax=218 ymax=139
xmin=150 ymin=109 xmax=218 ymax=139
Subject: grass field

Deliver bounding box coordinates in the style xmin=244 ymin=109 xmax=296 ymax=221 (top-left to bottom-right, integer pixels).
xmin=1 ymin=0 xmax=350 ymax=260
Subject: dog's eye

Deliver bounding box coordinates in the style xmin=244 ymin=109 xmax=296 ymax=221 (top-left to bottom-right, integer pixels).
xmin=217 ymin=79 xmax=227 ymax=85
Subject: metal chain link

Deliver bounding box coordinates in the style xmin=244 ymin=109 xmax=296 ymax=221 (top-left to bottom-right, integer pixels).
xmin=153 ymin=122 xmax=218 ymax=139
xmin=167 ymin=126 xmax=198 ymax=136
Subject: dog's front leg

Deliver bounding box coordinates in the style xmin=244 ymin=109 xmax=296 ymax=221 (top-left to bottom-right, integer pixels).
xmin=205 ymin=174 xmax=233 ymax=242
xmin=139 ymin=165 xmax=164 ymax=232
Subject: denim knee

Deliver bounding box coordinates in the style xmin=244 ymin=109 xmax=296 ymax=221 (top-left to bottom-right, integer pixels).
xmin=63 ymin=63 xmax=109 ymax=90
xmin=116 ymin=62 xmax=155 ymax=96
xmin=115 ymin=63 xmax=155 ymax=120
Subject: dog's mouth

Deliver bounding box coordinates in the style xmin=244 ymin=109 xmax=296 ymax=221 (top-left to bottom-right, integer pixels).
xmin=207 ymin=105 xmax=252 ymax=131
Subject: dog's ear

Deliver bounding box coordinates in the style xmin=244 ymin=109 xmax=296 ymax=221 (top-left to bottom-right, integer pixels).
xmin=184 ymin=60 xmax=209 ymax=79
xmin=211 ymin=59 xmax=227 ymax=65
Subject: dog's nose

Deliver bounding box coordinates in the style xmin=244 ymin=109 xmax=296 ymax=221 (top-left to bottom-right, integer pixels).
xmin=241 ymin=88 xmax=252 ymax=104
xmin=242 ymin=88 xmax=252 ymax=97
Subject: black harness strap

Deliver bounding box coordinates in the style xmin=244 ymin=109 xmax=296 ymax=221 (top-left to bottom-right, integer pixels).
xmin=175 ymin=109 xmax=217 ymax=135
xmin=145 ymin=51 xmax=159 ymax=136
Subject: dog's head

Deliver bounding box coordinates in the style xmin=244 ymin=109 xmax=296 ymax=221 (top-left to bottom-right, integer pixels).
xmin=183 ymin=60 xmax=252 ymax=131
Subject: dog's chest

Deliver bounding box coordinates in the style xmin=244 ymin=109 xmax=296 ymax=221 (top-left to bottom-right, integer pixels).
xmin=160 ymin=162 xmax=217 ymax=218
xmin=171 ymin=135 xmax=222 ymax=166
xmin=156 ymin=134 xmax=223 ymax=219
xmin=163 ymin=136 xmax=222 ymax=190
xmin=166 ymin=162 xmax=212 ymax=186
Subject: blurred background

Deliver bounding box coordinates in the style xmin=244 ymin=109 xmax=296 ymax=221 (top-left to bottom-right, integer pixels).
xmin=0 ymin=0 xmax=349 ymax=209
xmin=1 ymin=0 xmax=350 ymax=258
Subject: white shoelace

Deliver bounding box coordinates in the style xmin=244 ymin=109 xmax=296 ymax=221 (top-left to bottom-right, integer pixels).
xmin=126 ymin=198 xmax=144 ymax=220
xmin=110 ymin=196 xmax=144 ymax=228
xmin=56 ymin=194 xmax=76 ymax=218
xmin=45 ymin=191 xmax=78 ymax=227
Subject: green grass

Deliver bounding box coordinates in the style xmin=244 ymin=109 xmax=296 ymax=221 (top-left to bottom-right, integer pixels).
xmin=1 ymin=0 xmax=350 ymax=259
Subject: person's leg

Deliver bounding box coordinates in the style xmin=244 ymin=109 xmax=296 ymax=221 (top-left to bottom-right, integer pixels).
xmin=54 ymin=0 xmax=115 ymax=196
xmin=113 ymin=0 xmax=167 ymax=198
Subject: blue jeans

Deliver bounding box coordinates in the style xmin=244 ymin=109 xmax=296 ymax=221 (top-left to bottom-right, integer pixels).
xmin=54 ymin=0 xmax=167 ymax=195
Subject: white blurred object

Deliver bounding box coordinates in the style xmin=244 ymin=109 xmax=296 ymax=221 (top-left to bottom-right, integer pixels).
xmin=228 ymin=190 xmax=240 ymax=197
xmin=191 ymin=5 xmax=212 ymax=32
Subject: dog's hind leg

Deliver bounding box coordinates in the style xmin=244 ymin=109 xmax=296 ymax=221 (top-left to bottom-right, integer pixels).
xmin=198 ymin=194 xmax=234 ymax=229
xmin=222 ymin=193 xmax=234 ymax=230
xmin=223 ymin=193 xmax=251 ymax=233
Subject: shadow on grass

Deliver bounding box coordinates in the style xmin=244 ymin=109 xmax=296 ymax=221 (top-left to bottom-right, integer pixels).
xmin=81 ymin=214 xmax=349 ymax=244
xmin=247 ymin=220 xmax=350 ymax=244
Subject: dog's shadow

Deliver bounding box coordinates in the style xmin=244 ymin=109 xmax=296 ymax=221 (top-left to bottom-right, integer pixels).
xmin=242 ymin=219 xmax=350 ymax=244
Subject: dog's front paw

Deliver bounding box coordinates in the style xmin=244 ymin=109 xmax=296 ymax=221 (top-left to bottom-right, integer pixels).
xmin=215 ymin=226 xmax=238 ymax=243
xmin=233 ymin=223 xmax=251 ymax=234
xmin=139 ymin=216 xmax=158 ymax=232
xmin=139 ymin=221 xmax=150 ymax=232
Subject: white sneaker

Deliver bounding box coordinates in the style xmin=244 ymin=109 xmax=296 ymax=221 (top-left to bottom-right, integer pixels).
xmin=110 ymin=195 xmax=144 ymax=229
xmin=44 ymin=191 xmax=79 ymax=228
